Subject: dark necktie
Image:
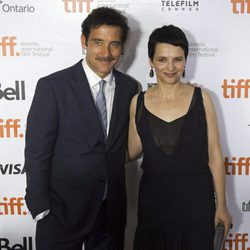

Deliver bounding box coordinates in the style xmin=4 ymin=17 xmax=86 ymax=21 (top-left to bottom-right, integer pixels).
xmin=96 ymin=80 xmax=107 ymax=140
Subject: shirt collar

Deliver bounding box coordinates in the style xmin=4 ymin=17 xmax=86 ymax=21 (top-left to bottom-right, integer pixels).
xmin=82 ymin=59 xmax=114 ymax=88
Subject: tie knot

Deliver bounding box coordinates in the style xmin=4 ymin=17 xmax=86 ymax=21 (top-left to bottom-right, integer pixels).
xmin=99 ymin=80 xmax=106 ymax=94
xmin=99 ymin=80 xmax=106 ymax=90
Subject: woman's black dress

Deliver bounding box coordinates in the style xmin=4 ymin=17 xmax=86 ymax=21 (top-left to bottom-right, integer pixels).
xmin=133 ymin=87 xmax=215 ymax=250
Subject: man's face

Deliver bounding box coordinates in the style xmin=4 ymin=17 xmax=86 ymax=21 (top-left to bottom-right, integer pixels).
xmin=81 ymin=25 xmax=123 ymax=78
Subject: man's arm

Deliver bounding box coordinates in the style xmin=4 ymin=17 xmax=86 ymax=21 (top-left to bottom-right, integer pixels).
xmin=24 ymin=77 xmax=58 ymax=218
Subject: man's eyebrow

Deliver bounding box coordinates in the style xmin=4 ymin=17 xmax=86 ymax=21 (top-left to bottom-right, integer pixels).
xmin=111 ymin=41 xmax=121 ymax=44
xmin=91 ymin=38 xmax=103 ymax=41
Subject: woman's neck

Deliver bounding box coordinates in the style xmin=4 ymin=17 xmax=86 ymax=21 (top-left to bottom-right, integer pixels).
xmin=154 ymin=81 xmax=184 ymax=101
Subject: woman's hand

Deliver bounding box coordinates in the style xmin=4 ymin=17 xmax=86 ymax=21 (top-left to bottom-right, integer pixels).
xmin=214 ymin=206 xmax=233 ymax=239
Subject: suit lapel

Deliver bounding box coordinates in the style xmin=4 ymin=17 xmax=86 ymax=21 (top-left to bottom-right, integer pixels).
xmin=70 ymin=60 xmax=106 ymax=143
xmin=106 ymin=70 xmax=125 ymax=148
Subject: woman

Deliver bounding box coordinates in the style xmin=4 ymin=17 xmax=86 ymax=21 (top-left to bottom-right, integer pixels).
xmin=128 ymin=25 xmax=232 ymax=250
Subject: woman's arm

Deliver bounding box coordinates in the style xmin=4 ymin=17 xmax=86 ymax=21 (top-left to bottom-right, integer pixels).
xmin=127 ymin=94 xmax=143 ymax=161
xmin=202 ymin=90 xmax=232 ymax=238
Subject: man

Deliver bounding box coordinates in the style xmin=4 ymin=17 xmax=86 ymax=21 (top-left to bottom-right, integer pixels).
xmin=24 ymin=7 xmax=138 ymax=250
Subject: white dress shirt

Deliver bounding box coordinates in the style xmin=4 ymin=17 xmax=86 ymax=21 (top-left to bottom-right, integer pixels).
xmin=82 ymin=59 xmax=116 ymax=135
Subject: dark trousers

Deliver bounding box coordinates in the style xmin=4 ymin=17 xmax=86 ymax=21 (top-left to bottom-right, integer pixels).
xmin=35 ymin=202 xmax=120 ymax=250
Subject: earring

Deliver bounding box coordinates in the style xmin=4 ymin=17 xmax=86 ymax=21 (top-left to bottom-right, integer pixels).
xmin=182 ymin=69 xmax=186 ymax=78
xmin=149 ymin=67 xmax=154 ymax=78
xmin=82 ymin=48 xmax=86 ymax=55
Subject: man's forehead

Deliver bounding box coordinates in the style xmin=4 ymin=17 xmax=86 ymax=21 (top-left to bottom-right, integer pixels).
xmin=88 ymin=25 xmax=122 ymax=40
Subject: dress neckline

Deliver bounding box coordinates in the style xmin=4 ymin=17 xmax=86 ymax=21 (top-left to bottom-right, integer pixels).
xmin=145 ymin=108 xmax=187 ymax=124
xmin=142 ymin=87 xmax=198 ymax=157
xmin=143 ymin=87 xmax=197 ymax=124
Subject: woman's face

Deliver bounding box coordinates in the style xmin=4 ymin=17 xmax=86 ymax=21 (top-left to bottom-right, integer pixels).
xmin=151 ymin=43 xmax=186 ymax=85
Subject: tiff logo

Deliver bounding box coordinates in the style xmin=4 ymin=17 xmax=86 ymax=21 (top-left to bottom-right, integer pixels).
xmin=0 ymin=119 xmax=24 ymax=138
xmin=0 ymin=36 xmax=20 ymax=56
xmin=242 ymin=200 xmax=250 ymax=212
xmin=0 ymin=197 xmax=28 ymax=215
xmin=231 ymin=0 xmax=250 ymax=14
xmin=225 ymin=157 xmax=250 ymax=175
xmin=223 ymin=233 xmax=250 ymax=250
xmin=222 ymin=79 xmax=250 ymax=98
xmin=63 ymin=0 xmax=93 ymax=13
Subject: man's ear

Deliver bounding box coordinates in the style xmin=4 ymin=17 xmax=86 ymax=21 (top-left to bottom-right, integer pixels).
xmin=81 ymin=35 xmax=87 ymax=49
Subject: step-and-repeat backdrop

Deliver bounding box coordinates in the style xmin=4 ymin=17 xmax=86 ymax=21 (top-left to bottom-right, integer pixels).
xmin=0 ymin=0 xmax=249 ymax=249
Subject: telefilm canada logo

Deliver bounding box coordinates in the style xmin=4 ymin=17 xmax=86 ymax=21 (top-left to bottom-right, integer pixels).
xmin=0 ymin=36 xmax=53 ymax=57
xmin=0 ymin=81 xmax=25 ymax=101
xmin=161 ymin=0 xmax=199 ymax=12
xmin=0 ymin=0 xmax=35 ymax=13
xmin=231 ymin=0 xmax=250 ymax=14
xmin=0 ymin=237 xmax=33 ymax=250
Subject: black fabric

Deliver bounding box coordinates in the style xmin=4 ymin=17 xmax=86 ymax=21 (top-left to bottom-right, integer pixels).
xmin=146 ymin=91 xmax=195 ymax=155
xmin=134 ymin=87 xmax=216 ymax=250
xmin=24 ymin=60 xmax=138 ymax=249
xmin=147 ymin=111 xmax=185 ymax=155
xmin=36 ymin=201 xmax=121 ymax=250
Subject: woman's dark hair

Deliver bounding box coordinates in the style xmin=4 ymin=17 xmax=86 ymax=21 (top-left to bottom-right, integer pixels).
xmin=81 ymin=7 xmax=129 ymax=46
xmin=148 ymin=25 xmax=189 ymax=60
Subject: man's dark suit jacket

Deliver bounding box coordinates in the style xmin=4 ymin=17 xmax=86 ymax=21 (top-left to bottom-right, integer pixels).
xmin=24 ymin=60 xmax=138 ymax=243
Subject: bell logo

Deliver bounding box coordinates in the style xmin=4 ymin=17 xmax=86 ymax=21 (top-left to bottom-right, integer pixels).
xmin=225 ymin=157 xmax=250 ymax=175
xmin=0 ymin=36 xmax=20 ymax=56
xmin=0 ymin=119 xmax=24 ymax=138
xmin=231 ymin=0 xmax=250 ymax=14
xmin=0 ymin=81 xmax=25 ymax=101
xmin=222 ymin=79 xmax=250 ymax=98
xmin=0 ymin=237 xmax=33 ymax=250
xmin=0 ymin=197 xmax=28 ymax=216
xmin=222 ymin=233 xmax=250 ymax=250
xmin=63 ymin=0 xmax=93 ymax=13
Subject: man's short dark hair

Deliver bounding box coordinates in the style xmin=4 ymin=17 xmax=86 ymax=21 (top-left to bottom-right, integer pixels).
xmin=81 ymin=7 xmax=129 ymax=46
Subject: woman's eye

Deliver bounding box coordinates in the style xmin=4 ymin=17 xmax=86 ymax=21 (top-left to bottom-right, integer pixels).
xmin=158 ymin=58 xmax=166 ymax=62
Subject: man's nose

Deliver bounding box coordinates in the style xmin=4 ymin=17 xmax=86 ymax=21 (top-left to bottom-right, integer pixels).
xmin=101 ymin=45 xmax=111 ymax=56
